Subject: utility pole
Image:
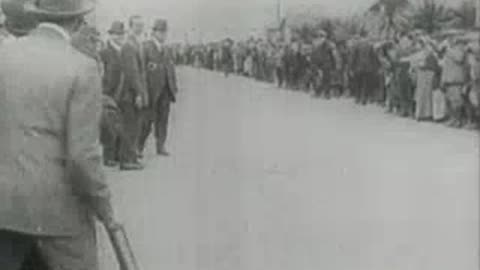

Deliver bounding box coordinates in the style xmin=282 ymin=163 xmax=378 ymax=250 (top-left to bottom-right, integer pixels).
xmin=276 ymin=0 xmax=282 ymax=26
xmin=276 ymin=0 xmax=285 ymax=41
xmin=476 ymin=0 xmax=480 ymax=28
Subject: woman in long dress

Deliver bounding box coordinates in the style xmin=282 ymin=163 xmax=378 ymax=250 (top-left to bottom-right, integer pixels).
xmin=414 ymin=42 xmax=440 ymax=121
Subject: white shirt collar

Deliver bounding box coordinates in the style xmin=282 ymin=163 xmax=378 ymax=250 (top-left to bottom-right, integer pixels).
xmin=152 ymin=38 xmax=164 ymax=52
xmin=38 ymin=23 xmax=71 ymax=42
xmin=108 ymin=39 xmax=122 ymax=52
xmin=130 ymin=33 xmax=143 ymax=45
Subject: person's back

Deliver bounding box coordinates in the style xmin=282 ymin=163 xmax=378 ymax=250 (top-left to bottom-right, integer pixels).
xmin=352 ymin=38 xmax=379 ymax=73
xmin=0 ymin=24 xmax=104 ymax=236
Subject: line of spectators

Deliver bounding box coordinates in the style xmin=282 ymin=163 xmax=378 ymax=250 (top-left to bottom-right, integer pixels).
xmin=172 ymin=29 xmax=480 ymax=130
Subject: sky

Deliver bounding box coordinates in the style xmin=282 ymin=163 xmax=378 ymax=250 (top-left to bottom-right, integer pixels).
xmin=92 ymin=0 xmax=467 ymax=41
xmin=94 ymin=0 xmax=377 ymax=41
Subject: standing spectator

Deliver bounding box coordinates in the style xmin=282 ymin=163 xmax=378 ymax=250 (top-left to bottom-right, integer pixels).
xmin=119 ymin=15 xmax=147 ymax=170
xmin=99 ymin=21 xmax=127 ymax=167
xmin=290 ymin=41 xmax=304 ymax=90
xmin=275 ymin=44 xmax=286 ymax=88
xmin=414 ymin=39 xmax=440 ymax=121
xmin=336 ymin=40 xmax=351 ymax=97
xmin=440 ymin=38 xmax=468 ymax=127
xmin=386 ymin=42 xmax=415 ymax=116
xmin=467 ymin=37 xmax=480 ymax=128
xmin=221 ymin=39 xmax=234 ymax=77
xmin=311 ymin=29 xmax=339 ymax=99
xmin=140 ymin=19 xmax=178 ymax=156
xmin=350 ymin=32 xmax=380 ymax=105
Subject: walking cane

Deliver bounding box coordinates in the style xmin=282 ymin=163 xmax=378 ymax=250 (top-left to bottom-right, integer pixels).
xmin=106 ymin=223 xmax=141 ymax=270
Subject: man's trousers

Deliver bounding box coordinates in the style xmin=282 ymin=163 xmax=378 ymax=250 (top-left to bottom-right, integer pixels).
xmin=138 ymin=96 xmax=171 ymax=153
xmin=0 ymin=225 xmax=97 ymax=270
xmin=118 ymin=101 xmax=142 ymax=164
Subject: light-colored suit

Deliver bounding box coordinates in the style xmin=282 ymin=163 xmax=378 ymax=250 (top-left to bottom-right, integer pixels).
xmin=0 ymin=24 xmax=112 ymax=237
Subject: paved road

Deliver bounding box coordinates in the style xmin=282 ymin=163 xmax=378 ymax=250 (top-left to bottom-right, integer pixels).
xmin=99 ymin=67 xmax=478 ymax=270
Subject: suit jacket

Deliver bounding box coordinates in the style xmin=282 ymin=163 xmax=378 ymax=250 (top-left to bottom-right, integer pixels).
xmin=143 ymin=39 xmax=178 ymax=106
xmin=100 ymin=41 xmax=124 ymax=100
xmin=120 ymin=35 xmax=148 ymax=106
xmin=0 ymin=24 xmax=112 ymax=236
xmin=311 ymin=41 xmax=339 ymax=71
xmin=351 ymin=39 xmax=380 ymax=73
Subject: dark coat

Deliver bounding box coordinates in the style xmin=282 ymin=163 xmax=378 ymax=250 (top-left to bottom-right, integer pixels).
xmin=100 ymin=41 xmax=124 ymax=100
xmin=143 ymin=39 xmax=178 ymax=106
xmin=0 ymin=25 xmax=112 ymax=236
xmin=311 ymin=41 xmax=338 ymax=70
xmin=120 ymin=35 xmax=148 ymax=106
xmin=350 ymin=39 xmax=380 ymax=73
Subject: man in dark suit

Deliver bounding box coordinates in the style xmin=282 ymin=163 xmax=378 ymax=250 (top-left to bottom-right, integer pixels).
xmin=99 ymin=21 xmax=126 ymax=167
xmin=311 ymin=29 xmax=340 ymax=99
xmin=350 ymin=31 xmax=381 ymax=105
xmin=139 ymin=19 xmax=178 ymax=156
xmin=119 ymin=15 xmax=147 ymax=170
xmin=0 ymin=0 xmax=116 ymax=269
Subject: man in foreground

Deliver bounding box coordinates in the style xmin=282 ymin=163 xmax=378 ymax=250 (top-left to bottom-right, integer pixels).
xmin=0 ymin=0 xmax=116 ymax=269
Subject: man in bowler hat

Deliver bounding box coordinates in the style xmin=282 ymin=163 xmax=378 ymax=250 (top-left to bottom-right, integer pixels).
xmin=1 ymin=0 xmax=37 ymax=39
xmin=0 ymin=0 xmax=116 ymax=269
xmin=100 ymin=21 xmax=127 ymax=167
xmin=139 ymin=18 xmax=178 ymax=156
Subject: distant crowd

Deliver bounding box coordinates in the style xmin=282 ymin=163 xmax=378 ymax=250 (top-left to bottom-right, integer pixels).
xmin=172 ymin=29 xmax=480 ymax=130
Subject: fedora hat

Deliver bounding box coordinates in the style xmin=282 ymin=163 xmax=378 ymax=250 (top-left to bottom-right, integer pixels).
xmin=152 ymin=18 xmax=167 ymax=32
xmin=24 ymin=0 xmax=95 ymax=19
xmin=108 ymin=21 xmax=125 ymax=35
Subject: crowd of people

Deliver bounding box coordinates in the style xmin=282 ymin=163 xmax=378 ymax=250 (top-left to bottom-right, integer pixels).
xmin=173 ymin=28 xmax=480 ymax=129
xmin=1 ymin=7 xmax=178 ymax=173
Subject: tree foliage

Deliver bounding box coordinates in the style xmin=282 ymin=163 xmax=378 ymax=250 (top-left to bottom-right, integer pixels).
xmin=448 ymin=0 xmax=476 ymax=29
xmin=410 ymin=0 xmax=450 ymax=33
xmin=368 ymin=0 xmax=411 ymax=38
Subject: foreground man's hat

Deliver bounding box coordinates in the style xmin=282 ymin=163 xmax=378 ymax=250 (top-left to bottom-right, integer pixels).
xmin=152 ymin=18 xmax=167 ymax=32
xmin=1 ymin=0 xmax=37 ymax=35
xmin=24 ymin=0 xmax=94 ymax=18
xmin=108 ymin=21 xmax=125 ymax=35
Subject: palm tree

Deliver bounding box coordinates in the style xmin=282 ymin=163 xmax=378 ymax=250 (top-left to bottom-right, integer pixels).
xmin=368 ymin=0 xmax=411 ymax=38
xmin=292 ymin=23 xmax=316 ymax=43
xmin=447 ymin=0 xmax=476 ymax=29
xmin=410 ymin=0 xmax=450 ymax=34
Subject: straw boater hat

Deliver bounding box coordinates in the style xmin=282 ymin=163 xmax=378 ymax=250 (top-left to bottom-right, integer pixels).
xmin=24 ymin=0 xmax=95 ymax=19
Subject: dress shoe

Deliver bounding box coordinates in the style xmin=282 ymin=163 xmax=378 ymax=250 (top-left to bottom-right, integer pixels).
xmin=104 ymin=160 xmax=119 ymax=168
xmin=157 ymin=148 xmax=170 ymax=156
xmin=120 ymin=162 xmax=144 ymax=171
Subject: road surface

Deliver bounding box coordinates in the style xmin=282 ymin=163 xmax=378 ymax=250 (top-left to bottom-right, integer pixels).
xmin=99 ymin=67 xmax=478 ymax=270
